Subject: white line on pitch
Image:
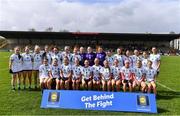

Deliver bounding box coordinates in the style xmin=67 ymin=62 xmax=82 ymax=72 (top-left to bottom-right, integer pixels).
xmin=157 ymin=81 xmax=178 ymax=92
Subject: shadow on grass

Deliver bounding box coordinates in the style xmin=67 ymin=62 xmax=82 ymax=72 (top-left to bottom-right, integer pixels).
xmin=157 ymin=107 xmax=170 ymax=113
xmin=157 ymin=90 xmax=180 ymax=100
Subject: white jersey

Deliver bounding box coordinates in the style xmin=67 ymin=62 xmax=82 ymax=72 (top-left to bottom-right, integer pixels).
xmin=92 ymin=65 xmax=102 ymax=81
xmin=71 ymin=54 xmax=82 ymax=65
xmin=42 ymin=52 xmax=52 ymax=64
xmin=61 ymin=52 xmax=72 ymax=62
xmin=113 ymin=54 xmax=124 ymax=67
xmin=50 ymin=65 xmax=61 ymax=78
xmin=10 ymin=54 xmax=23 ymax=72
xmin=131 ymin=55 xmax=142 ymax=68
xmin=72 ymin=65 xmax=82 ymax=79
xmin=100 ymin=67 xmax=111 ymax=80
xmin=21 ymin=53 xmax=33 ymax=70
xmin=81 ymin=66 xmax=92 ymax=80
xmin=111 ymin=66 xmax=121 ymax=80
xmin=149 ymin=54 xmax=161 ymax=71
xmin=124 ymin=56 xmax=133 ymax=67
xmin=133 ymin=67 xmax=146 ymax=81
xmin=61 ymin=64 xmax=72 ymax=78
xmin=105 ymin=56 xmax=114 ymax=66
xmin=39 ymin=64 xmax=51 ymax=78
xmin=142 ymin=58 xmax=149 ymax=68
xmin=51 ymin=52 xmax=62 ymax=66
xmin=32 ymin=53 xmax=42 ymax=70
xmin=120 ymin=66 xmax=134 ymax=80
xmin=145 ymin=67 xmax=157 ymax=82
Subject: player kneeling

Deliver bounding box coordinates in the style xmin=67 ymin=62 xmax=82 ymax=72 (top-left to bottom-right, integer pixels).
xmin=47 ymin=58 xmax=61 ymax=90
xmin=132 ymin=60 xmax=146 ymax=92
xmin=121 ymin=60 xmax=134 ymax=92
xmin=60 ymin=57 xmax=72 ymax=90
xmin=72 ymin=58 xmax=82 ymax=90
xmin=92 ymin=58 xmax=102 ymax=91
xmin=101 ymin=60 xmax=112 ymax=91
xmin=111 ymin=59 xmax=121 ymax=91
xmin=81 ymin=60 xmax=93 ymax=90
xmin=39 ymin=58 xmax=51 ymax=92
xmin=145 ymin=60 xmax=157 ymax=95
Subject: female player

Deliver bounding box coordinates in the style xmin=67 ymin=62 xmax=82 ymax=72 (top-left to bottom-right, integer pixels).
xmin=72 ymin=58 xmax=82 ymax=90
xmin=81 ymin=60 xmax=93 ymax=90
xmin=114 ymin=48 xmax=125 ymax=67
xmin=42 ymin=45 xmax=52 ymax=64
xmin=86 ymin=46 xmax=96 ymax=66
xmin=121 ymin=60 xmax=134 ymax=92
xmin=61 ymin=46 xmax=72 ymax=62
xmin=100 ymin=60 xmax=111 ymax=91
xmin=32 ymin=45 xmax=42 ymax=89
xmin=124 ymin=50 xmax=133 ymax=68
xmin=149 ymin=47 xmax=161 ymax=74
xmin=71 ymin=47 xmax=81 ymax=66
xmin=96 ymin=46 xmax=106 ymax=66
xmin=132 ymin=60 xmax=146 ymax=92
xmin=51 ymin=46 xmax=62 ymax=66
xmin=145 ymin=60 xmax=157 ymax=95
xmin=92 ymin=58 xmax=102 ymax=91
xmin=111 ymin=59 xmax=121 ymax=91
xmin=131 ymin=49 xmax=142 ymax=68
xmin=9 ymin=46 xmax=23 ymax=90
xmin=21 ymin=46 xmax=33 ymax=89
xmin=142 ymin=51 xmax=149 ymax=68
xmin=79 ymin=46 xmax=86 ymax=66
xmin=47 ymin=58 xmax=61 ymax=90
xmin=60 ymin=57 xmax=72 ymax=90
xmin=39 ymin=58 xmax=51 ymax=91
xmin=105 ymin=50 xmax=114 ymax=67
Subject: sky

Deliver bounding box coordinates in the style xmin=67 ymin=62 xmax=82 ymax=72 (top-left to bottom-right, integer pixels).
xmin=0 ymin=0 xmax=180 ymax=33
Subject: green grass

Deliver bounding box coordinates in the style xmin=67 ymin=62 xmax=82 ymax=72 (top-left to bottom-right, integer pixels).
xmin=0 ymin=52 xmax=180 ymax=115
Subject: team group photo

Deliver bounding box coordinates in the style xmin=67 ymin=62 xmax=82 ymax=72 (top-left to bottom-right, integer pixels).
xmin=9 ymin=45 xmax=160 ymax=95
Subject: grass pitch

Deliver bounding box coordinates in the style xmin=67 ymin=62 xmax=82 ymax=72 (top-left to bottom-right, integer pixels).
xmin=0 ymin=52 xmax=179 ymax=115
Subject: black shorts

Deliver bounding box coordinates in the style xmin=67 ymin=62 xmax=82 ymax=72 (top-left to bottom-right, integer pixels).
xmin=10 ymin=69 xmax=22 ymax=74
xmin=123 ymin=79 xmax=132 ymax=84
xmin=84 ymin=79 xmax=91 ymax=83
xmin=61 ymin=77 xmax=69 ymax=81
xmin=22 ymin=70 xmax=32 ymax=72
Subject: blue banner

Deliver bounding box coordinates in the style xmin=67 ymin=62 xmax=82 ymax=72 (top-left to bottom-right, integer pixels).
xmin=41 ymin=90 xmax=157 ymax=113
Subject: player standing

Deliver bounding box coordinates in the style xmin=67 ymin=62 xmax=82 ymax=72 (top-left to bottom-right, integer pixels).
xmin=96 ymin=46 xmax=106 ymax=66
xmin=21 ymin=46 xmax=33 ymax=89
xmin=114 ymin=48 xmax=125 ymax=67
xmin=86 ymin=46 xmax=96 ymax=66
xmin=9 ymin=46 xmax=23 ymax=90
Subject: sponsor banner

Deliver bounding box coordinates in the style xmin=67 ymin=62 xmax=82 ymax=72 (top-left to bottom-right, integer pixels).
xmin=41 ymin=90 xmax=157 ymax=113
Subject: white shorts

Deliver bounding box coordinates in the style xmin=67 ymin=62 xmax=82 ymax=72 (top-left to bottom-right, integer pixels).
xmin=33 ymin=62 xmax=41 ymax=70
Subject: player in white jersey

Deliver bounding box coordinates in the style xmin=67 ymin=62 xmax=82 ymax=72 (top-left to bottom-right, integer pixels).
xmin=42 ymin=45 xmax=52 ymax=64
xmin=72 ymin=58 xmax=82 ymax=90
xmin=100 ymin=60 xmax=112 ymax=91
xmin=92 ymin=58 xmax=102 ymax=91
xmin=9 ymin=46 xmax=23 ymax=90
xmin=121 ymin=60 xmax=134 ymax=92
xmin=149 ymin=47 xmax=161 ymax=74
xmin=32 ymin=45 xmax=42 ymax=89
xmin=142 ymin=51 xmax=149 ymax=68
xmin=114 ymin=48 xmax=125 ymax=67
xmin=132 ymin=60 xmax=146 ymax=92
xmin=145 ymin=60 xmax=157 ymax=95
xmin=39 ymin=58 xmax=51 ymax=91
xmin=111 ymin=59 xmax=121 ymax=91
xmin=105 ymin=50 xmax=114 ymax=67
xmin=61 ymin=46 xmax=72 ymax=63
xmin=21 ymin=46 xmax=33 ymax=89
xmin=131 ymin=49 xmax=142 ymax=68
xmin=71 ymin=47 xmax=81 ymax=66
xmin=81 ymin=60 xmax=93 ymax=90
xmin=60 ymin=57 xmax=72 ymax=90
xmin=47 ymin=58 xmax=61 ymax=90
xmin=124 ymin=50 xmax=133 ymax=68
xmin=51 ymin=47 xmax=62 ymax=66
